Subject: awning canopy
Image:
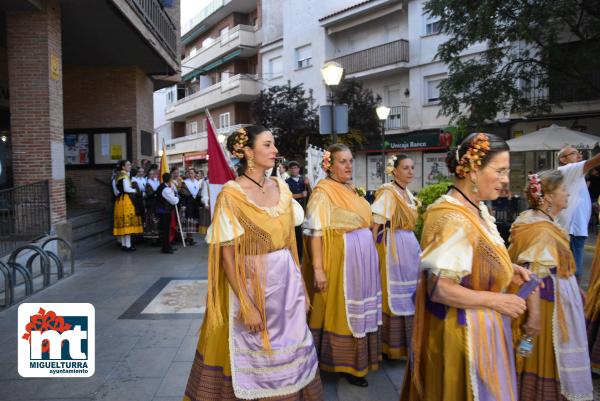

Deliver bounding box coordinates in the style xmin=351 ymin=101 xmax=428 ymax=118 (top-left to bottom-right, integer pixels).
xmin=506 ymin=124 xmax=600 ymax=152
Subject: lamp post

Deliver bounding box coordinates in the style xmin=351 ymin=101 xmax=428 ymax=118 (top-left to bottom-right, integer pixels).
xmin=320 ymin=61 xmax=344 ymax=143
xmin=376 ymin=105 xmax=391 ymax=184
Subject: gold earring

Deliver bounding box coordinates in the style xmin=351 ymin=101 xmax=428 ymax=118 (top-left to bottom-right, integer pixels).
xmin=471 ymin=180 xmax=479 ymax=193
xmin=247 ymin=157 xmax=255 ymax=172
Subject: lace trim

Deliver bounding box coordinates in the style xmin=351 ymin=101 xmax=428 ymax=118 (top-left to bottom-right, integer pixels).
xmin=439 ymin=195 xmax=504 ymax=245
xmin=226 ymin=178 xmax=291 ymax=217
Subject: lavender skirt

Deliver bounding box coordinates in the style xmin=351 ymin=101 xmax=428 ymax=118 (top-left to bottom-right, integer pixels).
xmin=344 ymin=228 xmax=382 ymax=338
xmin=229 ymin=248 xmax=318 ymax=400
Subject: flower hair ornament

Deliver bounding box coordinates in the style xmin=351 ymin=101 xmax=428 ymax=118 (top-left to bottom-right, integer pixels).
xmin=321 ymin=151 xmax=331 ymax=172
xmin=385 ymin=155 xmax=397 ymax=176
xmin=231 ymin=128 xmax=249 ymax=159
xmin=527 ymin=173 xmax=544 ymax=206
xmin=454 ymin=133 xmax=490 ymax=178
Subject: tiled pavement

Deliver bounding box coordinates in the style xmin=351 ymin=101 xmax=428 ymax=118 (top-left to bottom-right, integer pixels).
xmin=0 ymin=237 xmax=407 ymax=401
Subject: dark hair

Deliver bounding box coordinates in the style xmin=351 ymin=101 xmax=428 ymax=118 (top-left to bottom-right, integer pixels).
xmin=116 ymin=160 xmax=130 ymax=171
xmin=392 ymin=153 xmax=411 ymax=168
xmin=162 ymin=172 xmax=171 ymax=183
xmin=445 ymin=133 xmax=509 ymax=179
xmin=226 ymin=125 xmax=269 ymax=175
xmin=149 ymin=163 xmax=158 ymax=170
xmin=287 ymin=161 xmax=300 ymax=168
xmin=131 ymin=167 xmax=139 ymax=177
xmin=171 ymin=166 xmax=179 ymax=172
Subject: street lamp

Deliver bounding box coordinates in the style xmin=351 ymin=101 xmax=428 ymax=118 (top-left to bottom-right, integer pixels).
xmin=376 ymin=105 xmax=391 ymax=184
xmin=321 ymin=61 xmax=344 ymax=143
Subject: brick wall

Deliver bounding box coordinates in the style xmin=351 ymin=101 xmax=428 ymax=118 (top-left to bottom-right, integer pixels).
xmin=6 ymin=0 xmax=66 ymax=225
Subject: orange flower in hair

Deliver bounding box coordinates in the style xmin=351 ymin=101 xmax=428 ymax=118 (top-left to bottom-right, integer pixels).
xmin=455 ymin=133 xmax=490 ymax=178
xmin=231 ymin=128 xmax=248 ymax=159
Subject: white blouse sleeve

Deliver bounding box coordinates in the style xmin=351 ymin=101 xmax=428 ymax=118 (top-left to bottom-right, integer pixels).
xmin=123 ymin=178 xmax=136 ymax=193
xmin=292 ymin=199 xmax=305 ymax=227
xmin=420 ymin=226 xmax=474 ymax=280
xmin=371 ymin=189 xmax=394 ymax=224
xmin=302 ymin=191 xmax=329 ymax=237
xmin=205 ymin=205 xmax=244 ymax=244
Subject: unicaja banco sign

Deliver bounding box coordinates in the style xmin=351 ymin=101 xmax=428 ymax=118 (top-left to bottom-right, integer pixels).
xmin=18 ymin=303 xmax=95 ymax=377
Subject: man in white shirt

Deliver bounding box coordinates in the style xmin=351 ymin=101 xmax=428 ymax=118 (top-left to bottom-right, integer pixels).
xmin=556 ymin=146 xmax=600 ymax=280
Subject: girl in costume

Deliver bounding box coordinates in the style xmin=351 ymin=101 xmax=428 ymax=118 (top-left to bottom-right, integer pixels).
xmin=180 ymin=168 xmax=202 ymax=246
xmin=371 ymin=153 xmax=421 ymax=359
xmin=112 ymin=160 xmax=143 ymax=251
xmin=183 ymin=126 xmax=321 ymax=401
xmin=401 ymin=133 xmax=531 ymax=401
xmin=303 ymin=143 xmax=382 ymax=387
xmin=509 ymin=170 xmax=592 ymax=401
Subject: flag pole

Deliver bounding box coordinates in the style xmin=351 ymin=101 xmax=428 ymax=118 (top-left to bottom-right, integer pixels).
xmin=175 ymin=203 xmax=186 ymax=247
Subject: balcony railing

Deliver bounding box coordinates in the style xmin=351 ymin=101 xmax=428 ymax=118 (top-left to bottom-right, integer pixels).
xmin=385 ymin=105 xmax=409 ymax=130
xmin=182 ymin=0 xmax=229 ymax=35
xmin=522 ymin=73 xmax=600 ymax=104
xmin=330 ymin=39 xmax=409 ymax=75
xmin=128 ymin=0 xmax=178 ymax=58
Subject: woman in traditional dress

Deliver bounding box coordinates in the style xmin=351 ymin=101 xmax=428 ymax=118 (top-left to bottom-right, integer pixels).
xmin=371 ymin=153 xmax=421 ymax=360
xmin=143 ymin=167 xmax=161 ymax=244
xmin=587 ymin=199 xmax=600 ymax=372
xmin=401 ymin=133 xmax=531 ymax=401
xmin=508 ymin=170 xmax=593 ymax=401
xmin=303 ymin=143 xmax=382 ymax=387
xmin=183 ymin=126 xmax=321 ymax=401
xmin=113 ymin=160 xmax=143 ymax=251
xmin=180 ymin=168 xmax=201 ymax=246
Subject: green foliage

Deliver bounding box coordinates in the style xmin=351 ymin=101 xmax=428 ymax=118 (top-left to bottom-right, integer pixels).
xmin=424 ymin=0 xmax=600 ymax=126
xmin=250 ymin=81 xmax=321 ymax=160
xmin=415 ymin=180 xmax=452 ymax=239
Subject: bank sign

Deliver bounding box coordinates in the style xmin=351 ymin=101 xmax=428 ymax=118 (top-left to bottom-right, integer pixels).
xmin=385 ymin=131 xmax=452 ymax=150
xmin=18 ymin=303 xmax=95 ymax=377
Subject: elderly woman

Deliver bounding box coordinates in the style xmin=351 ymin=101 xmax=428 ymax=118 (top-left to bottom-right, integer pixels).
xmin=509 ymin=170 xmax=592 ymax=401
xmin=371 ymin=154 xmax=421 ymax=359
xmin=401 ymin=133 xmax=531 ymax=401
xmin=304 ymin=143 xmax=382 ymax=387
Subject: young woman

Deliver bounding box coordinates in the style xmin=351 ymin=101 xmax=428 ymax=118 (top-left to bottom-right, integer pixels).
xmin=303 ymin=143 xmax=382 ymax=387
xmin=509 ymin=171 xmax=593 ymax=401
xmin=112 ymin=160 xmax=142 ymax=251
xmin=371 ymin=154 xmax=421 ymax=359
xmin=183 ymin=126 xmax=321 ymax=401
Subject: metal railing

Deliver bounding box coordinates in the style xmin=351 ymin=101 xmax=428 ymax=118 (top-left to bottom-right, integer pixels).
xmin=386 ymin=105 xmax=409 ymax=130
xmin=182 ymin=0 xmax=229 ymax=35
xmin=522 ymin=73 xmax=600 ymax=104
xmin=128 ymin=0 xmax=178 ymax=58
xmin=0 ymin=181 xmax=50 ymax=258
xmin=329 ymin=39 xmax=409 ymax=75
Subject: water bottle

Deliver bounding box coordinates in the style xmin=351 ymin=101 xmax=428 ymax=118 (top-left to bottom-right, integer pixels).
xmin=517 ymin=335 xmax=534 ymax=357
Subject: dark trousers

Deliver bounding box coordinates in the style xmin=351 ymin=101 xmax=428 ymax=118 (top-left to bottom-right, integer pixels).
xmin=158 ymin=212 xmax=172 ymax=251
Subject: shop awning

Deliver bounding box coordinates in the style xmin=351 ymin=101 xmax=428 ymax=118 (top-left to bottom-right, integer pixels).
xmin=507 ymin=124 xmax=600 ymax=151
xmin=182 ymin=49 xmax=242 ymax=81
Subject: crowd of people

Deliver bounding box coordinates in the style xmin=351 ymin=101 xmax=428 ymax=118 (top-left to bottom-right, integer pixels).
xmin=111 ymin=161 xmax=210 ymax=254
xmin=111 ymin=126 xmax=599 ymax=401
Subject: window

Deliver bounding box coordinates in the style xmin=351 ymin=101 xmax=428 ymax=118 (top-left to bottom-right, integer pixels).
xmin=295 ymin=45 xmax=312 ymax=69
xmin=187 ymin=121 xmax=198 ymax=135
xmin=220 ymin=26 xmax=229 ymax=39
xmin=221 ymin=71 xmax=231 ymax=82
xmin=424 ymin=14 xmax=441 ymax=36
xmin=202 ymin=37 xmax=214 ymax=48
xmin=425 ymin=76 xmax=445 ymax=103
xmin=140 ymin=130 xmax=153 ymax=156
xmin=268 ymin=56 xmax=283 ymax=78
xmin=189 ymin=47 xmax=197 ymax=57
xmin=219 ymin=113 xmax=231 ymax=129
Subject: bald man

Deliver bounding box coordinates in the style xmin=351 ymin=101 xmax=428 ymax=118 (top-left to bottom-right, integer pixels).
xmin=556 ymin=146 xmax=600 ymax=280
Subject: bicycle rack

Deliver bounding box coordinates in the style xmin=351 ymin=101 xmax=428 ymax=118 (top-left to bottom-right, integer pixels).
xmin=8 ymin=244 xmax=51 ymax=291
xmin=0 ymin=261 xmax=12 ymax=307
xmin=41 ymin=236 xmax=74 ymax=277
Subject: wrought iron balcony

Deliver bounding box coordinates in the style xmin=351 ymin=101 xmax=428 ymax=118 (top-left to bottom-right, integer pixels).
xmin=385 ymin=105 xmax=409 ymax=130
xmin=329 ymin=39 xmax=409 ymax=76
xmin=128 ymin=0 xmax=178 ymax=58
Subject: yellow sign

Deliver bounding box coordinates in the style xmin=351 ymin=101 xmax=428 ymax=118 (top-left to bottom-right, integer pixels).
xmin=110 ymin=145 xmax=122 ymax=160
xmin=50 ymin=54 xmax=60 ymax=81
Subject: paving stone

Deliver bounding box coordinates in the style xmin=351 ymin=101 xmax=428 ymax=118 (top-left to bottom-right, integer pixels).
xmin=155 ymin=361 xmax=193 ymax=397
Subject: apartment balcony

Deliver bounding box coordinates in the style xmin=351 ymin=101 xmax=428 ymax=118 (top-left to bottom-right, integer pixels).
xmin=182 ymin=0 xmax=257 ymax=43
xmin=165 ymin=74 xmax=261 ymax=121
xmin=385 ymin=105 xmax=409 ymax=131
xmin=182 ymin=25 xmax=261 ymax=80
xmin=329 ymin=39 xmax=409 ymax=79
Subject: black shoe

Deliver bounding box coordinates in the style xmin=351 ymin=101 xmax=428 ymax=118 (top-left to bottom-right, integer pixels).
xmin=186 ymin=239 xmax=196 ymax=246
xmin=169 ymin=246 xmax=178 ymax=251
xmin=129 ymin=246 xmax=136 ymax=251
xmin=342 ymin=373 xmax=368 ymax=387
xmin=162 ymin=248 xmax=174 ymax=254
xmin=121 ymin=246 xmax=129 ymax=252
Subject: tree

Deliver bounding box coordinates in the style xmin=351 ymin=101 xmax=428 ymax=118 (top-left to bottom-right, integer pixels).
xmin=250 ymin=81 xmax=321 ymax=160
xmin=424 ymin=0 xmax=600 ymax=126
xmin=328 ymin=79 xmax=382 ymax=150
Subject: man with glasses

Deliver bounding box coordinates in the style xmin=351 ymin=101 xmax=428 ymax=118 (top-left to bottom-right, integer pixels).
xmin=556 ymin=146 xmax=600 ymax=281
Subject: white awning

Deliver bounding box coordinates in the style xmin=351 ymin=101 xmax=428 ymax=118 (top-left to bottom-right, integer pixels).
xmin=506 ymin=124 xmax=600 ymax=151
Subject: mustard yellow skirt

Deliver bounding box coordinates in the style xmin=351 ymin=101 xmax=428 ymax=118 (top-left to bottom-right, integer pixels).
xmin=113 ymin=195 xmax=143 ymax=236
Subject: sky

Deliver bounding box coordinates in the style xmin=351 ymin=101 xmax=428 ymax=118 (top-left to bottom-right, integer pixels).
xmin=181 ymin=0 xmax=211 ymax=27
